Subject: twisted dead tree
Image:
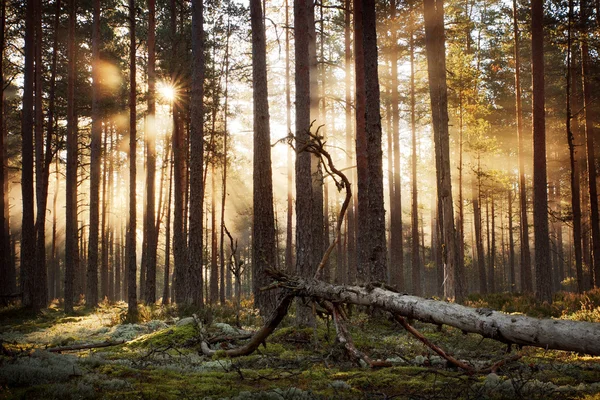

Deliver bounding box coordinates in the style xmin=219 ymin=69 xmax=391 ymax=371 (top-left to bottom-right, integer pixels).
xmin=200 ymin=132 xmax=600 ymax=370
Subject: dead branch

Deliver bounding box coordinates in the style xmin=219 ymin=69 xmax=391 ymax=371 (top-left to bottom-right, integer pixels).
xmin=392 ymin=313 xmax=474 ymax=374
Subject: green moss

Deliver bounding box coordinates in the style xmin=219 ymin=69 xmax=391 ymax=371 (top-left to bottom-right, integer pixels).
xmin=126 ymin=324 xmax=197 ymax=349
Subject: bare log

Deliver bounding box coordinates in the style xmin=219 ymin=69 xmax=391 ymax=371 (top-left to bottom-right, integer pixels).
xmin=267 ymin=272 xmax=600 ymax=356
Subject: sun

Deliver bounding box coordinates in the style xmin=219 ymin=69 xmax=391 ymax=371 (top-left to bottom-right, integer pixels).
xmin=157 ymin=81 xmax=176 ymax=103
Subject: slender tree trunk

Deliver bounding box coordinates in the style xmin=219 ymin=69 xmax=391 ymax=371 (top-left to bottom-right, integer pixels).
xmin=508 ymin=186 xmax=516 ymax=292
xmin=143 ymin=0 xmax=157 ymax=304
xmin=295 ymin=0 xmax=315 ymax=326
xmin=474 ymin=158 xmax=486 ymax=293
xmin=33 ymin=0 xmax=48 ymax=310
xmin=21 ymin=0 xmax=36 ymax=309
xmin=285 ymin=0 xmax=294 ymax=275
xmin=423 ymin=0 xmax=462 ymax=300
xmin=580 ymin=0 xmax=600 ymax=287
xmin=0 ymin=0 xmax=8 ymax=301
xmin=353 ymin=0 xmax=369 ymax=282
xmin=64 ymin=0 xmax=78 ymax=313
xmin=87 ymin=0 xmax=101 ymax=308
xmin=251 ymin=0 xmax=277 ymax=316
xmin=210 ymin=164 xmax=218 ymax=304
xmin=566 ymin=0 xmax=584 ymax=293
xmin=221 ymin=23 xmax=231 ymax=301
xmin=409 ymin=8 xmax=420 ymax=295
xmin=490 ymin=192 xmax=496 ymax=293
xmin=344 ymin=0 xmax=355 ymax=283
xmin=389 ymin=0 xmax=404 ymax=290
xmin=126 ymin=0 xmax=138 ymax=319
xmin=51 ymin=158 xmax=59 ymax=300
xmin=101 ymin=126 xmax=109 ymax=300
xmin=531 ymin=0 xmax=552 ymax=302
xmin=163 ymin=156 xmax=173 ymax=305
xmin=513 ymin=0 xmax=532 ymax=293
xmin=188 ymin=0 xmax=205 ymax=307
xmin=172 ymin=0 xmax=186 ymax=304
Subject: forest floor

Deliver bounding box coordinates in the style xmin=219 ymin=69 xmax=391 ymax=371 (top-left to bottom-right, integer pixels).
xmin=1 ymin=291 xmax=600 ymax=400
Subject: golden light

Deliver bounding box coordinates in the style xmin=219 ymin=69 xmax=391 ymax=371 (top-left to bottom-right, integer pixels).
xmin=157 ymin=81 xmax=176 ymax=103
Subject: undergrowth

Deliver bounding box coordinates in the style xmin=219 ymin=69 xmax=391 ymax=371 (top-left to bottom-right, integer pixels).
xmin=0 ymin=291 xmax=599 ymax=399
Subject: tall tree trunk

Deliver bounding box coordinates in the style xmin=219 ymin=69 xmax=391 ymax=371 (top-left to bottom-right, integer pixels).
xmin=490 ymin=192 xmax=496 ymax=293
xmin=210 ymin=164 xmax=218 ymax=304
xmin=362 ymin=0 xmax=387 ymax=283
xmin=21 ymin=0 xmax=36 ymax=309
xmin=513 ymin=0 xmax=532 ymax=293
xmin=295 ymin=0 xmax=315 ymax=325
xmin=508 ymin=186 xmax=516 ymax=292
xmin=221 ymin=23 xmax=231 ymax=301
xmin=423 ymin=0 xmax=462 ymax=300
xmin=64 ymin=0 xmax=78 ymax=313
xmin=580 ymin=0 xmax=600 ymax=288
xmin=172 ymin=0 xmax=186 ymax=304
xmin=101 ymin=126 xmax=109 ymax=300
xmin=531 ymin=0 xmax=552 ymax=302
xmin=353 ymin=0 xmax=369 ymax=282
xmin=51 ymin=158 xmax=59 ymax=299
xmin=566 ymin=0 xmax=584 ymax=293
xmin=143 ymin=0 xmax=157 ymax=304
xmin=251 ymin=0 xmax=277 ymax=316
xmin=285 ymin=0 xmax=294 ymax=275
xmin=87 ymin=0 xmax=101 ymax=308
xmin=344 ymin=0 xmax=355 ymax=283
xmin=126 ymin=0 xmax=138 ymax=319
xmin=309 ymin=1 xmax=324 ymax=281
xmin=188 ymin=0 xmax=205 ymax=307
xmin=474 ymin=158 xmax=486 ymax=293
xmin=409 ymin=7 xmax=420 ymax=295
xmin=0 ymin=0 xmax=8 ymax=301
xmin=389 ymin=0 xmax=404 ymax=290
xmin=33 ymin=0 xmax=48 ymax=310
xmin=163 ymin=156 xmax=173 ymax=305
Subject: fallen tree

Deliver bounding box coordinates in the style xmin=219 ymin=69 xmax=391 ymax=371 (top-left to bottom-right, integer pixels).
xmin=201 ymin=271 xmax=600 ymax=360
xmin=201 ymin=132 xmax=600 ymax=366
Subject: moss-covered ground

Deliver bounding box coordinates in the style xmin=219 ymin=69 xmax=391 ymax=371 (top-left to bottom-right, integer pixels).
xmin=1 ymin=291 xmax=599 ymax=399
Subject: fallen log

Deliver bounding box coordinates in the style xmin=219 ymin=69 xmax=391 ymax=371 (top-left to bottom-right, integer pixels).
xmin=269 ymin=272 xmax=600 ymax=356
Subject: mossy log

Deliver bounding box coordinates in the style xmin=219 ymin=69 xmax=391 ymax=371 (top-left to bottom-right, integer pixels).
xmin=271 ymin=272 xmax=600 ymax=356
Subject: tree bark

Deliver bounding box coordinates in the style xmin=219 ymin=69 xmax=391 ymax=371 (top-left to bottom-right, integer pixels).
xmin=390 ymin=0 xmax=404 ymax=290
xmin=353 ymin=0 xmax=368 ymax=282
xmin=64 ymin=0 xmax=78 ymax=313
xmin=512 ymin=0 xmax=532 ymax=294
xmin=21 ymin=0 xmax=36 ymax=309
xmin=423 ymin=0 xmax=463 ymax=300
xmin=285 ymin=0 xmax=294 ymax=276
xmin=295 ymin=0 xmax=315 ymax=326
xmin=251 ymin=0 xmax=277 ymax=316
xmin=126 ymin=0 xmax=138 ymax=320
xmin=143 ymin=0 xmax=158 ymax=305
xmin=344 ymin=0 xmax=355 ymax=284
xmin=273 ymin=274 xmax=600 ymax=355
xmin=580 ymin=0 xmax=600 ymax=288
xmin=531 ymin=0 xmax=552 ymax=302
xmin=566 ymin=0 xmax=584 ymax=293
xmin=188 ymin=0 xmax=205 ymax=308
xmin=409 ymin=7 xmax=420 ymax=296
